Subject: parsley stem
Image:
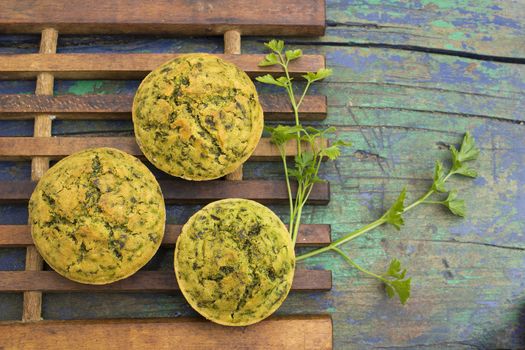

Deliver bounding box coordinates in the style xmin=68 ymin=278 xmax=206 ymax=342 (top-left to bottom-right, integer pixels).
xmin=296 ymin=218 xmax=386 ymax=261
xmin=297 ymin=185 xmax=443 ymax=262
xmin=331 ymin=247 xmax=387 ymax=283
xmin=291 ymin=200 xmax=303 ymax=245
xmin=423 ymin=200 xmax=445 ymax=205
xmin=278 ymin=53 xmax=302 ymax=155
xmin=403 ymin=189 xmax=434 ymax=212
xmin=297 ymin=81 xmax=312 ymax=109
xmin=279 ymin=148 xmax=295 ymax=234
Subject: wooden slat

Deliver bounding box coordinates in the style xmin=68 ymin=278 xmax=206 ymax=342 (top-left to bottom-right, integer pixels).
xmin=0 ymin=0 xmax=326 ymax=36
xmin=0 ymin=94 xmax=327 ymax=120
xmin=0 ymin=137 xmax=327 ymax=161
xmin=24 ymin=27 xmax=58 ymax=323
xmin=0 ymin=270 xmax=332 ymax=292
xmin=0 ymin=224 xmax=331 ymax=247
xmin=0 ymin=54 xmax=325 ymax=80
xmin=0 ymin=316 xmax=332 ymax=350
xmin=0 ymin=180 xmax=330 ymax=205
xmin=224 ymin=29 xmax=244 ymax=181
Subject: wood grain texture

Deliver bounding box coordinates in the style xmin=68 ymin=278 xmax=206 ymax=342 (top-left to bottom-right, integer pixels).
xmin=0 ymin=270 xmax=332 ymax=292
xmin=0 ymin=316 xmax=332 ymax=350
xmin=0 ymin=137 xmax=327 ymax=161
xmin=0 ymin=53 xmax=325 ymax=79
xmin=24 ymin=27 xmax=58 ymax=323
xmin=1 ymin=1 xmax=524 ymax=349
xmin=0 ymin=224 xmax=331 ymax=247
xmin=0 ymin=0 xmax=326 ymax=36
xmin=224 ymin=30 xmax=243 ymax=180
xmin=23 ymin=43 xmax=523 ymax=348
xmin=323 ymin=0 xmax=524 ymax=58
xmin=224 ymin=30 xmax=241 ymax=55
xmin=0 ymin=180 xmax=330 ymax=205
xmin=0 ymin=94 xmax=327 ymax=120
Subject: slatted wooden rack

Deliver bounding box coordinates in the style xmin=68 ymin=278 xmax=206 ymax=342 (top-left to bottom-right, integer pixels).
xmin=0 ymin=1 xmax=332 ymax=349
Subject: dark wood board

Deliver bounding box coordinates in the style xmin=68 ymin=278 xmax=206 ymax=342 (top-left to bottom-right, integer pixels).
xmin=0 ymin=316 xmax=332 ymax=350
xmin=0 ymin=94 xmax=327 ymax=121
xmin=0 ymin=137 xmax=327 ymax=161
xmin=0 ymin=270 xmax=332 ymax=292
xmin=0 ymin=53 xmax=325 ymax=79
xmin=0 ymin=224 xmax=331 ymax=247
xmin=0 ymin=180 xmax=330 ymax=205
xmin=0 ymin=0 xmax=326 ymax=36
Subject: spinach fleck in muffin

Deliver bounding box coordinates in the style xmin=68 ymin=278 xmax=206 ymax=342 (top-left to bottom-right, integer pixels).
xmin=132 ymin=54 xmax=264 ymax=180
xmin=175 ymin=198 xmax=295 ymax=326
xmin=29 ymin=148 xmax=165 ymax=285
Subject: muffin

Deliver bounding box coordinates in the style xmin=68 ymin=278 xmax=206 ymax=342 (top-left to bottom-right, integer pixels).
xmin=175 ymin=198 xmax=295 ymax=326
xmin=29 ymin=148 xmax=166 ymax=284
xmin=132 ymin=54 xmax=264 ymax=180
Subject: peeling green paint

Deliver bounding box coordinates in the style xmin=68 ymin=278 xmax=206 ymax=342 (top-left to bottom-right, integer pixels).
xmin=432 ymin=20 xmax=454 ymax=28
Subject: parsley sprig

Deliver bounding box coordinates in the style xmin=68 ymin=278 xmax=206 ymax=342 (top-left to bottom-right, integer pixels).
xmin=257 ymin=40 xmax=479 ymax=305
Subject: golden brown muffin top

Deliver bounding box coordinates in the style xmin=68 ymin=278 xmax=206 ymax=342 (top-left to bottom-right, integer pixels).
xmin=29 ymin=148 xmax=165 ymax=284
xmin=175 ymin=198 xmax=295 ymax=326
xmin=132 ymin=54 xmax=263 ymax=180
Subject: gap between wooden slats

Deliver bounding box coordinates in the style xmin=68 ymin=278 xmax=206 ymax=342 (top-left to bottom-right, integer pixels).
xmin=0 ymin=54 xmax=325 ymax=79
xmin=0 ymin=270 xmax=332 ymax=292
xmin=0 ymin=137 xmax=327 ymax=161
xmin=0 ymin=316 xmax=332 ymax=350
xmin=0 ymin=180 xmax=330 ymax=205
xmin=0 ymin=224 xmax=331 ymax=247
xmin=0 ymin=94 xmax=327 ymax=121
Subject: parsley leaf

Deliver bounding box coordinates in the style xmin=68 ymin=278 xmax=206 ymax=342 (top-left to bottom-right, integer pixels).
xmin=382 ymin=188 xmax=406 ymax=229
xmin=385 ymin=279 xmax=412 ymax=305
xmin=383 ymin=259 xmax=411 ymax=305
xmin=444 ymin=190 xmax=466 ymax=217
xmin=256 ymin=74 xmax=285 ymax=87
xmin=454 ymin=165 xmax=478 ymax=178
xmin=432 ymin=160 xmax=446 ymax=192
xmin=303 ymin=68 xmax=333 ymax=82
xmin=258 ymin=53 xmax=279 ymax=67
xmin=264 ymin=39 xmax=284 ymax=53
xmin=285 ymin=49 xmax=302 ymax=61
xmin=266 ymin=125 xmax=304 ymax=146
xmin=320 ymin=140 xmax=352 ymax=160
xmin=451 ymin=132 xmax=480 ymax=174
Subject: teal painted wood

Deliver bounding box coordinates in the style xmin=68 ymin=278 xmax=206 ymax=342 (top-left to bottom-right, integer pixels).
xmin=325 ymin=0 xmax=525 ymax=59
xmin=0 ymin=0 xmax=524 ymax=349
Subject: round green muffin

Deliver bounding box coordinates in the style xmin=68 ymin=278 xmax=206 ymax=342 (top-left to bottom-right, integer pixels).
xmin=132 ymin=53 xmax=264 ymax=180
xmin=29 ymin=148 xmax=166 ymax=285
xmin=175 ymin=198 xmax=295 ymax=326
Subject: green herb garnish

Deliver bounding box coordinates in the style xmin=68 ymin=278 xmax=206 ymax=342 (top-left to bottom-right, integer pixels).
xmin=257 ymin=40 xmax=480 ymax=305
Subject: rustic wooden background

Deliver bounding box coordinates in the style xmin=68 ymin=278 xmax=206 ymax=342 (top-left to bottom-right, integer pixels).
xmin=1 ymin=0 xmax=524 ymax=348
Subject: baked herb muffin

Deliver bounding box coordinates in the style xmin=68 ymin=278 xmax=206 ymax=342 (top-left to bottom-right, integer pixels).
xmin=132 ymin=53 xmax=264 ymax=180
xmin=29 ymin=148 xmax=166 ymax=285
xmin=175 ymin=198 xmax=295 ymax=326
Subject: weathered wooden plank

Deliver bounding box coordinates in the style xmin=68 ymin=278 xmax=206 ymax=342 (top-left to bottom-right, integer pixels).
xmin=0 ymin=94 xmax=327 ymax=121
xmin=0 ymin=137 xmax=327 ymax=161
xmin=0 ymin=316 xmax=332 ymax=350
xmin=0 ymin=270 xmax=332 ymax=292
xmin=0 ymin=180 xmax=330 ymax=204
xmin=0 ymin=54 xmax=325 ymax=79
xmin=0 ymin=224 xmax=331 ymax=247
xmin=0 ymin=0 xmax=326 ymax=36
xmin=0 ymin=7 xmax=523 ymax=349
xmin=322 ymin=0 xmax=524 ymax=58
xmin=24 ymin=27 xmax=58 ymax=323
